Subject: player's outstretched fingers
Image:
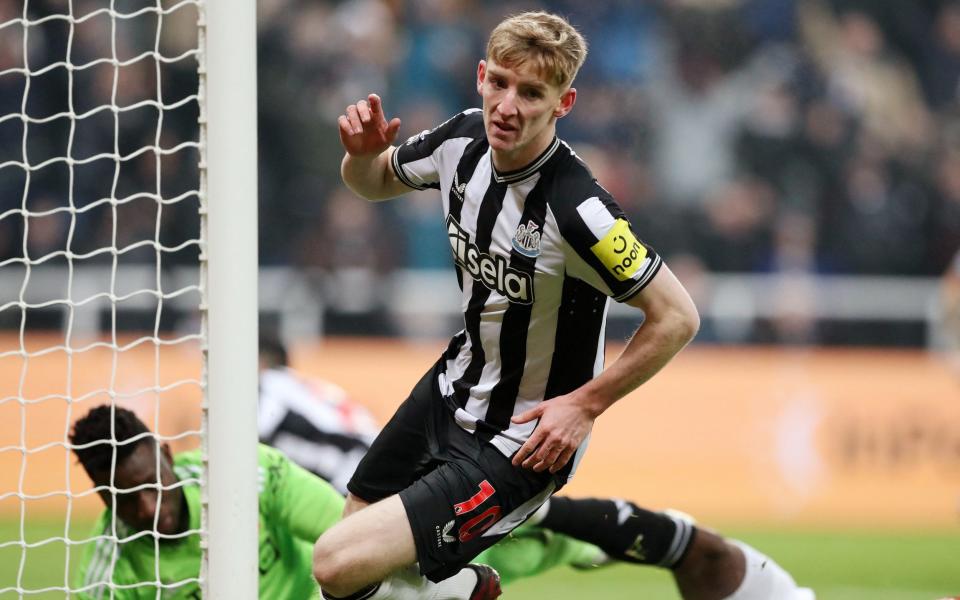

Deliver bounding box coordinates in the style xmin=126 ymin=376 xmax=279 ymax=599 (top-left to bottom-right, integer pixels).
xmin=337 ymin=115 xmax=353 ymax=138
xmin=345 ymin=104 xmax=362 ymax=135
xmin=357 ymin=100 xmax=371 ymax=124
xmin=385 ymin=117 xmax=401 ymax=141
xmin=368 ymin=94 xmax=383 ymax=116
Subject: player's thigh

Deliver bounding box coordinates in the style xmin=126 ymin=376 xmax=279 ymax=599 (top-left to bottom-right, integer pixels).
xmin=317 ymin=494 xmax=417 ymax=574
xmin=342 ymin=492 xmax=369 ymax=518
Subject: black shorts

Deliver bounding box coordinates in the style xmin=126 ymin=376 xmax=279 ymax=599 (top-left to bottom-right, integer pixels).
xmin=347 ymin=358 xmax=564 ymax=582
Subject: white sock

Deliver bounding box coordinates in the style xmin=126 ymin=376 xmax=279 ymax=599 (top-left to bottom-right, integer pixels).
xmin=722 ymin=541 xmax=815 ymax=600
xmin=368 ymin=564 xmax=478 ymax=600
xmin=525 ymin=498 xmax=551 ymax=526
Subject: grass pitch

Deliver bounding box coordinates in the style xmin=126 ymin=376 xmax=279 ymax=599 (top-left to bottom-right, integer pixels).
xmin=508 ymin=528 xmax=959 ymax=599
xmin=1 ymin=520 xmax=956 ymax=599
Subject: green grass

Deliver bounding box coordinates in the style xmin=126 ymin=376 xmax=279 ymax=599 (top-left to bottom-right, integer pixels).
xmin=0 ymin=518 xmax=91 ymax=598
xmin=1 ymin=520 xmax=957 ymax=599
xmin=507 ymin=528 xmax=960 ymax=599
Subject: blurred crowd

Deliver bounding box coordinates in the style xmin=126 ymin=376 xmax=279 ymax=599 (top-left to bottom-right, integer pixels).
xmin=255 ymin=0 xmax=960 ymax=275
xmin=0 ymin=0 xmax=201 ymax=269
xmin=3 ymin=0 xmax=960 ymax=343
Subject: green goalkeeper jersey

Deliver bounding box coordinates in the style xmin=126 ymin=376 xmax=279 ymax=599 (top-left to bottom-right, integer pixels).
xmin=72 ymin=444 xmax=344 ymax=599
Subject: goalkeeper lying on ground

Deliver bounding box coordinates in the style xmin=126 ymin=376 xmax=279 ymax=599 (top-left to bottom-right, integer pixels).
xmin=70 ymin=405 xmax=810 ymax=599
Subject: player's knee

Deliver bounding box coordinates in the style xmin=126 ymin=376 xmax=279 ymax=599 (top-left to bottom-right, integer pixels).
xmin=672 ymin=528 xmax=745 ymax=599
xmin=312 ymin=535 xmax=351 ymax=592
xmin=676 ymin=527 xmax=736 ymax=572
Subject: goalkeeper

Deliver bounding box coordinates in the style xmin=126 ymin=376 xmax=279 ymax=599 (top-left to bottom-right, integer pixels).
xmin=68 ymin=405 xmax=599 ymax=599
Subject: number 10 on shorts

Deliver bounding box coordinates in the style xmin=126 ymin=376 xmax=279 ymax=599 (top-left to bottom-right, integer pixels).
xmin=453 ymin=480 xmax=501 ymax=543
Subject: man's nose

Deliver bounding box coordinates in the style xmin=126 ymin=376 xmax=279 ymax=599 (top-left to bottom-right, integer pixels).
xmin=497 ymin=90 xmax=518 ymax=116
xmin=138 ymin=490 xmax=158 ymax=521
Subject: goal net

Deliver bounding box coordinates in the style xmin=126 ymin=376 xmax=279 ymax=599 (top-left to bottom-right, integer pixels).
xmin=0 ymin=0 xmax=257 ymax=597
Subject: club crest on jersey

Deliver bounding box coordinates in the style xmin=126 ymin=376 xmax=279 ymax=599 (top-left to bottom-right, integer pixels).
xmin=447 ymin=216 xmax=534 ymax=304
xmin=511 ymin=220 xmax=541 ymax=258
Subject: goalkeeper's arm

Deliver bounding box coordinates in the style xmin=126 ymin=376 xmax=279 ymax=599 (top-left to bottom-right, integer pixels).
xmin=260 ymin=445 xmax=345 ymax=543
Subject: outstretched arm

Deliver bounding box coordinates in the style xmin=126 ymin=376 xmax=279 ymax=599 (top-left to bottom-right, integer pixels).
xmin=338 ymin=93 xmax=410 ymax=201
xmin=274 ymin=454 xmax=346 ymax=542
xmin=511 ymin=264 xmax=699 ymax=473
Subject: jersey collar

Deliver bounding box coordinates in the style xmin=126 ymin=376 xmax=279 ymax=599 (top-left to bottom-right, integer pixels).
xmin=491 ymin=136 xmax=560 ymax=185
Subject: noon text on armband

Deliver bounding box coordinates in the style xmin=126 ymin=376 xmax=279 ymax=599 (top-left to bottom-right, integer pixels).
xmin=447 ymin=216 xmax=534 ymax=304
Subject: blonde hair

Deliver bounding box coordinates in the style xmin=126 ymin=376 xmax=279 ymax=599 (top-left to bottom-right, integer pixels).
xmin=486 ymin=11 xmax=588 ymax=89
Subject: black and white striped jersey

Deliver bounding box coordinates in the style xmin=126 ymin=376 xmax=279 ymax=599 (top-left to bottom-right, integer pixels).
xmin=392 ymin=109 xmax=662 ymax=458
xmin=258 ymin=368 xmax=379 ymax=494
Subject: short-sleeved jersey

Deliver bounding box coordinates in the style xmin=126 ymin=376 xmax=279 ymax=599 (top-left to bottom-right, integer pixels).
xmin=72 ymin=445 xmax=344 ymax=599
xmin=392 ymin=110 xmax=662 ymax=456
xmin=259 ymin=367 xmax=379 ymax=494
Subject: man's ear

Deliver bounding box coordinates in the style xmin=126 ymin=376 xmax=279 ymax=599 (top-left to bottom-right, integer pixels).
xmin=161 ymin=442 xmax=173 ymax=464
xmin=554 ymin=87 xmax=577 ymax=118
xmin=477 ymin=60 xmax=487 ymax=95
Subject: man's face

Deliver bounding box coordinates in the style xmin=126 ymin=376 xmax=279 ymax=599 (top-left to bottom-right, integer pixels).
xmin=477 ymin=59 xmax=575 ymax=167
xmin=91 ymin=442 xmax=185 ymax=536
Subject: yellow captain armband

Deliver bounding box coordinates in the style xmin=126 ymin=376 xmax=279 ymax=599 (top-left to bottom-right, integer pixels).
xmin=590 ymin=219 xmax=647 ymax=281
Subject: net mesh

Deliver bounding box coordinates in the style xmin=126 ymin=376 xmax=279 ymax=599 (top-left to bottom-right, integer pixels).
xmin=0 ymin=0 xmax=205 ymax=596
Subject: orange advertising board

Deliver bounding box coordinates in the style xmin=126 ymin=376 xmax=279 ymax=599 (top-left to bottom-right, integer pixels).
xmin=2 ymin=334 xmax=959 ymax=529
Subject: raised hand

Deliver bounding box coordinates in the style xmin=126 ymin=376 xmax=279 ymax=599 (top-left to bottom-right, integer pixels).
xmin=338 ymin=93 xmax=402 ymax=158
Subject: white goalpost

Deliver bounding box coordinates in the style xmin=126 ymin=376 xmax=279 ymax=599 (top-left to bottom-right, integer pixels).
xmin=0 ymin=0 xmax=258 ymax=597
xmin=201 ymin=0 xmax=259 ymax=596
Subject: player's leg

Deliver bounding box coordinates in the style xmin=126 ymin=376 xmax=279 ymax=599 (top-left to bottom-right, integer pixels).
xmin=341 ymin=492 xmax=369 ymax=518
xmin=695 ymin=536 xmax=815 ymax=600
xmin=313 ymin=493 xmax=498 ymax=599
xmin=532 ymin=497 xmax=814 ymax=600
xmin=312 ymin=494 xmax=416 ymax=594
xmin=529 ymin=497 xmax=696 ymax=568
xmin=671 ymin=525 xmax=742 ymax=598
